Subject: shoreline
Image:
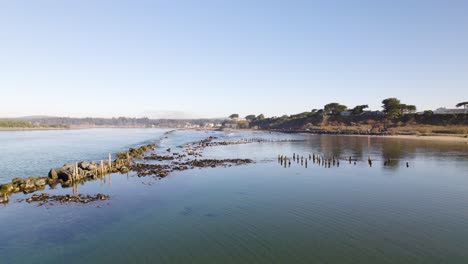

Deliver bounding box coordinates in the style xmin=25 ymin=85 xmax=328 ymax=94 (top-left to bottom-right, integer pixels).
xmin=2 ymin=126 xmax=466 ymax=143
xmin=273 ymin=129 xmax=468 ymax=143
xmin=0 ymin=126 xmax=169 ymax=132
xmin=331 ymin=134 xmax=468 ymax=143
xmin=0 ymin=127 xmax=70 ymax=131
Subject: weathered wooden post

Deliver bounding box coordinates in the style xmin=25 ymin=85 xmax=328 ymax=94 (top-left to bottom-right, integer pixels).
xmin=72 ymin=163 xmax=76 ymax=180
xmin=108 ymin=153 xmax=112 ymax=170
xmin=100 ymin=160 xmax=104 ymax=176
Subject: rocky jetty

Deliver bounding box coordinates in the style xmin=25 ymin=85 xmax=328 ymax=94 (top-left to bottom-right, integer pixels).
xmin=0 ymin=143 xmax=156 ymax=204
xmin=0 ymin=136 xmax=258 ymax=206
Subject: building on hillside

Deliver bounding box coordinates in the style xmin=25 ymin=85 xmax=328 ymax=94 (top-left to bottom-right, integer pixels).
xmin=224 ymin=123 xmax=237 ymax=129
xmin=340 ymin=110 xmax=353 ymax=116
xmin=434 ymin=108 xmax=468 ymax=114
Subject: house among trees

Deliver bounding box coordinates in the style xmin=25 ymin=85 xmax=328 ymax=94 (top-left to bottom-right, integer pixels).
xmin=434 ymin=108 xmax=468 ymax=114
xmin=339 ymin=110 xmax=353 ymax=116
xmin=434 ymin=101 xmax=468 ymax=114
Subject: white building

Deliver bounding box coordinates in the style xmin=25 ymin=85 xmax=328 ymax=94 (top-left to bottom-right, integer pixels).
xmin=434 ymin=108 xmax=468 ymax=114
xmin=340 ymin=110 xmax=353 ymax=116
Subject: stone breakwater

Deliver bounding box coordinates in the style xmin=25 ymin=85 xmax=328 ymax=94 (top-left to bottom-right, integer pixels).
xmin=0 ymin=136 xmax=262 ymax=205
xmin=0 ymin=143 xmax=156 ymax=204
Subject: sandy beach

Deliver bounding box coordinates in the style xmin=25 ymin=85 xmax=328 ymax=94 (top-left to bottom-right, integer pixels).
xmin=341 ymin=134 xmax=468 ymax=143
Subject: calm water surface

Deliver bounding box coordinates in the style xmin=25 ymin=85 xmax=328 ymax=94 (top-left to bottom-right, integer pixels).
xmin=0 ymin=128 xmax=170 ymax=181
xmin=0 ymin=129 xmax=468 ymax=263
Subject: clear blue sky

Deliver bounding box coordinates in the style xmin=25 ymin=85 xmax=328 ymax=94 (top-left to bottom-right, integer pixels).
xmin=1 ymin=0 xmax=467 ymax=118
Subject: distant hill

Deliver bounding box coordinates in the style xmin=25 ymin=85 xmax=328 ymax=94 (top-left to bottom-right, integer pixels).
xmin=0 ymin=116 xmax=226 ymax=128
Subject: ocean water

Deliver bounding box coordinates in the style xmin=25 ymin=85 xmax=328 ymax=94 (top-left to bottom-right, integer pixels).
xmin=0 ymin=128 xmax=170 ymax=181
xmin=0 ymin=129 xmax=468 ymax=263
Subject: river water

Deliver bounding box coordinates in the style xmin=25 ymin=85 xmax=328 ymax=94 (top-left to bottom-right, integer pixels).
xmin=0 ymin=129 xmax=467 ymax=263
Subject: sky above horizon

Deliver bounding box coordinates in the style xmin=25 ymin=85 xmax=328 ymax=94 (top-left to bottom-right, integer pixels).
xmin=1 ymin=0 xmax=467 ymax=119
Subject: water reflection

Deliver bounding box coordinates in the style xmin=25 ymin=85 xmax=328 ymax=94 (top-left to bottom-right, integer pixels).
xmin=273 ymin=135 xmax=468 ymax=170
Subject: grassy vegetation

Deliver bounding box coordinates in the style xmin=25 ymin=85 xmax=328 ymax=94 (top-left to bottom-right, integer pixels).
xmin=0 ymin=120 xmax=69 ymax=129
xmin=0 ymin=120 xmax=35 ymax=128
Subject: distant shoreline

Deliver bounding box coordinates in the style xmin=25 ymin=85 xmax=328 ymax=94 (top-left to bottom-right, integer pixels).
xmin=285 ymin=131 xmax=468 ymax=143
xmin=1 ymin=126 xmax=467 ymax=143
xmin=0 ymin=126 xmax=161 ymax=131
xmin=0 ymin=127 xmax=70 ymax=131
xmin=337 ymin=134 xmax=468 ymax=143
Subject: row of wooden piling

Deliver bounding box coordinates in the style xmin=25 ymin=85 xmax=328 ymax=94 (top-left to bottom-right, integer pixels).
xmin=278 ymin=153 xmax=341 ymax=169
xmin=278 ymin=153 xmax=410 ymax=168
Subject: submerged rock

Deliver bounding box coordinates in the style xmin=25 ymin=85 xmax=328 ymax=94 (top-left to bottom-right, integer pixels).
xmin=24 ymin=193 xmax=110 ymax=205
xmin=144 ymin=154 xmax=175 ymax=161
xmin=119 ymin=166 xmax=129 ymax=173
xmin=34 ymin=178 xmax=47 ymax=187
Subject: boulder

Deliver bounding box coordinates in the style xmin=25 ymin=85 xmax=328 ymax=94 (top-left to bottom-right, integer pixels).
xmin=23 ymin=177 xmax=36 ymax=189
xmin=0 ymin=193 xmax=8 ymax=203
xmin=48 ymin=169 xmax=58 ymax=179
xmin=78 ymin=161 xmax=97 ymax=171
xmin=0 ymin=183 xmax=14 ymax=193
xmin=34 ymin=178 xmax=47 ymax=187
xmin=56 ymin=165 xmax=74 ymax=182
xmin=78 ymin=161 xmax=90 ymax=170
xmin=57 ymin=171 xmax=73 ymax=183
xmin=19 ymin=177 xmax=38 ymax=193
xmin=87 ymin=163 xmax=98 ymax=171
xmin=12 ymin=177 xmax=24 ymax=186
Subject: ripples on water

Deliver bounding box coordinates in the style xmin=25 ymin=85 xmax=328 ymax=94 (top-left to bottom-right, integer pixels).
xmin=0 ymin=129 xmax=467 ymax=263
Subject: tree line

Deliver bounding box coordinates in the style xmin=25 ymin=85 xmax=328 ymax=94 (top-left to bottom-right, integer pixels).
xmin=230 ymin=97 xmax=468 ymax=122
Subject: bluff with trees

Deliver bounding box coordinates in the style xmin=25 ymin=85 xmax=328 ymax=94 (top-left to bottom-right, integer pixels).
xmin=248 ymin=98 xmax=467 ymax=136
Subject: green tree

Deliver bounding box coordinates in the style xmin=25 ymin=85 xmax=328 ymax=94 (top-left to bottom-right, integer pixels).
xmin=382 ymin=98 xmax=416 ymax=118
xmin=256 ymin=114 xmax=265 ymax=120
xmin=324 ymin=103 xmax=348 ymax=115
xmin=456 ymin=101 xmax=468 ymax=108
xmin=423 ymin=110 xmax=433 ymax=117
xmin=245 ymin=115 xmax=256 ymax=121
xmin=401 ymin=104 xmax=416 ymax=112
xmin=382 ymin=98 xmax=402 ymax=118
xmin=352 ymin=105 xmax=369 ymax=115
xmin=229 ymin=114 xmax=239 ymax=119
